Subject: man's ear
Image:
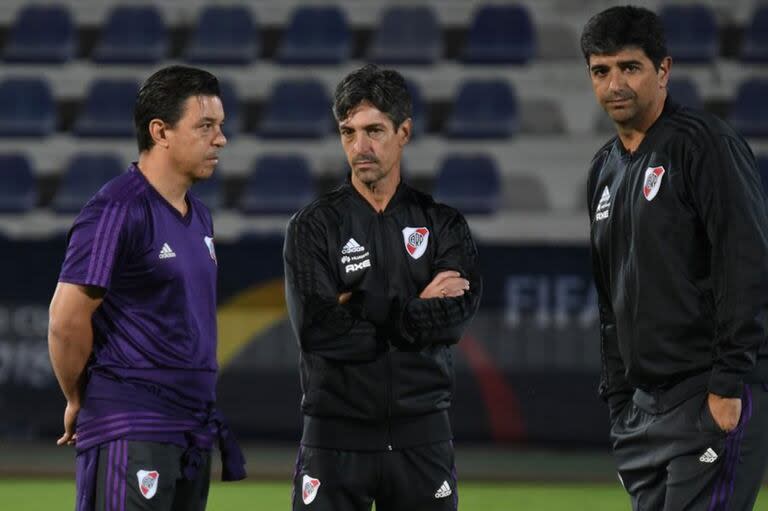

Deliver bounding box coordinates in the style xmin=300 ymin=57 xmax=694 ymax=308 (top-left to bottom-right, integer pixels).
xmin=398 ymin=118 xmax=412 ymax=146
xmin=658 ymin=56 xmax=672 ymax=88
xmin=148 ymin=118 xmax=169 ymax=148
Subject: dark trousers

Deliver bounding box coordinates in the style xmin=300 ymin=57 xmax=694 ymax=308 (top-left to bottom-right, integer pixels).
xmin=291 ymin=441 xmax=458 ymax=511
xmin=77 ymin=440 xmax=211 ymax=511
xmin=611 ymin=381 xmax=768 ymax=510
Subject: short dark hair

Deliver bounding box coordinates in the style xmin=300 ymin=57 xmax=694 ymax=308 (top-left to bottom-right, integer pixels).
xmin=580 ymin=6 xmax=668 ymax=69
xmin=134 ymin=65 xmax=221 ymax=152
xmin=332 ymin=64 xmax=412 ymax=129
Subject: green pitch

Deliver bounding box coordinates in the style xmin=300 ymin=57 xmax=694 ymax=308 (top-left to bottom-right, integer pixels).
xmin=3 ymin=480 xmax=768 ymax=510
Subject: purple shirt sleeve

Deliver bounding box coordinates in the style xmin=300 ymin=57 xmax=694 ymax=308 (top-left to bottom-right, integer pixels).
xmin=59 ymin=197 xmax=132 ymax=290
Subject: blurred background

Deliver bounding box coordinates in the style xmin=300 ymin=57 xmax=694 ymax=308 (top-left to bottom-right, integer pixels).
xmin=0 ymin=0 xmax=767 ymax=508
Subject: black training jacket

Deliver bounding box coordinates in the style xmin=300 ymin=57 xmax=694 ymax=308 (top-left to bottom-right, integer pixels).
xmin=588 ymin=99 xmax=768 ymax=415
xmin=283 ymin=178 xmax=482 ymax=450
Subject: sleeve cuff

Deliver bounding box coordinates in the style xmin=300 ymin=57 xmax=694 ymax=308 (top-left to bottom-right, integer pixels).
xmin=708 ymin=371 xmax=744 ymax=398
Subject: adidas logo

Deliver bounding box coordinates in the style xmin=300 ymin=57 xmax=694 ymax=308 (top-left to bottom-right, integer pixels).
xmin=158 ymin=243 xmax=176 ymax=259
xmin=699 ymin=447 xmax=718 ymax=464
xmin=595 ymin=186 xmax=611 ymax=221
xmin=434 ymin=480 xmax=452 ymax=499
xmin=341 ymin=238 xmax=365 ymax=254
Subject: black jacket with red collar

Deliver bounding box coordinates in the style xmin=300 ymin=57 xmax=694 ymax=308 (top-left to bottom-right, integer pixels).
xmin=588 ymin=98 xmax=768 ymax=416
xmin=283 ymin=178 xmax=482 ymax=450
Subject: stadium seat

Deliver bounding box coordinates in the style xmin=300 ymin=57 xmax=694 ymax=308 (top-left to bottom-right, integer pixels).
xmin=0 ymin=78 xmax=56 ymax=137
xmin=667 ymin=77 xmax=702 ymax=110
xmin=184 ymin=6 xmax=259 ymax=64
xmin=659 ymin=5 xmax=718 ymax=63
xmin=191 ymin=170 xmax=223 ymax=211
xmin=239 ymin=155 xmax=315 ymax=214
xmin=368 ymin=6 xmax=441 ymax=65
xmin=277 ymin=6 xmax=350 ymax=64
xmin=433 ymin=155 xmax=502 ymax=215
xmin=462 ymin=5 xmax=536 ymax=64
xmin=92 ymin=6 xmax=168 ymax=63
xmin=4 ymin=5 xmax=75 ymax=63
xmin=506 ymin=174 xmax=550 ymax=211
xmin=74 ymin=79 xmax=139 ymax=138
xmin=218 ymin=80 xmax=242 ymax=139
xmin=445 ymin=80 xmax=519 ymax=139
xmin=259 ymin=80 xmax=332 ymax=138
xmin=742 ymin=6 xmax=768 ymax=62
xmin=729 ymin=78 xmax=768 ymax=138
xmin=0 ymin=154 xmax=37 ymax=213
xmin=757 ymin=155 xmax=768 ymax=195
xmin=52 ymin=153 xmax=124 ymax=213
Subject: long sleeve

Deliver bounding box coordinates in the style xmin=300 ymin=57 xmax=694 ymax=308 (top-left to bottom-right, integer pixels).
xmin=687 ymin=133 xmax=768 ymax=398
xmin=396 ymin=210 xmax=482 ymax=347
xmin=588 ymin=159 xmax=632 ymax=418
xmin=283 ymin=210 xmax=381 ymax=362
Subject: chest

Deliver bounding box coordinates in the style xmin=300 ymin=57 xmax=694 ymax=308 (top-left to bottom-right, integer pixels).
xmin=590 ymin=149 xmax=698 ymax=252
xmin=122 ymin=204 xmax=217 ymax=287
xmin=332 ymin=211 xmax=436 ymax=290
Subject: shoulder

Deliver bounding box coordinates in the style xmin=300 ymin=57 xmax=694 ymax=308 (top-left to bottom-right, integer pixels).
xmin=664 ymin=105 xmax=744 ymax=150
xmin=287 ymin=185 xmax=350 ymax=232
xmin=74 ymin=170 xmax=151 ymax=227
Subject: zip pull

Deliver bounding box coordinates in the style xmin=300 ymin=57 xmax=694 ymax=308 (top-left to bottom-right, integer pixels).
xmin=388 ymin=444 xmax=393 ymax=451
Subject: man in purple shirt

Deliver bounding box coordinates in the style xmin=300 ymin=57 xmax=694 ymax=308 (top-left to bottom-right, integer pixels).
xmin=48 ymin=65 xmax=245 ymax=511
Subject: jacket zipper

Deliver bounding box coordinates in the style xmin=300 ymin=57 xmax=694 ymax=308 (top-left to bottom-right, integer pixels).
xmin=376 ymin=211 xmax=394 ymax=451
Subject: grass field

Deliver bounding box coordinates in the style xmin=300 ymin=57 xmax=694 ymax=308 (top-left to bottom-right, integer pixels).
xmin=3 ymin=480 xmax=768 ymax=511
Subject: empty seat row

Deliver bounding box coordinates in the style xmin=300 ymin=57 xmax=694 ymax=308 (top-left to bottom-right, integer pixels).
xmin=0 ymin=77 xmax=518 ymax=139
xmin=6 ymin=4 xmax=768 ymax=65
xmin=5 ymin=75 xmax=768 ymax=139
xmin=3 ymin=4 xmax=535 ymax=65
xmin=0 ymin=153 xmax=514 ymax=215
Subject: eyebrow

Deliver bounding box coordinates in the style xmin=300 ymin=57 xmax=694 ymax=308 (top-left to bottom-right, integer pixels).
xmin=339 ymin=122 xmax=386 ymax=130
xmin=590 ymin=59 xmax=643 ymax=71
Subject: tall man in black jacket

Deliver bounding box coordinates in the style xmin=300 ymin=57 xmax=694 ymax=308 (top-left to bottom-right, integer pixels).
xmin=584 ymin=6 xmax=768 ymax=510
xmin=283 ymin=64 xmax=481 ymax=511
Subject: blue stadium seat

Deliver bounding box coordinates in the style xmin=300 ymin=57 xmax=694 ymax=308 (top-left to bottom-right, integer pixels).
xmin=433 ymin=155 xmax=501 ymax=215
xmin=462 ymin=5 xmax=535 ymax=64
xmin=660 ymin=5 xmax=718 ymax=63
xmin=742 ymin=6 xmax=768 ymax=62
xmin=239 ymin=155 xmax=315 ymax=214
xmin=0 ymin=78 xmax=56 ymax=137
xmin=74 ymin=79 xmax=138 ymax=138
xmin=259 ymin=80 xmax=332 ymax=138
xmin=445 ymin=80 xmax=519 ymax=138
xmin=191 ymin=170 xmax=223 ymax=211
xmin=368 ymin=7 xmax=441 ymax=65
xmin=729 ymin=78 xmax=768 ymax=138
xmin=0 ymin=154 xmax=37 ymax=213
xmin=218 ymin=80 xmax=241 ymax=140
xmin=184 ymin=6 xmax=259 ymax=64
xmin=757 ymin=156 xmax=768 ymax=195
xmin=277 ymin=6 xmax=350 ymax=64
xmin=52 ymin=153 xmax=124 ymax=213
xmin=4 ymin=5 xmax=75 ymax=63
xmin=93 ymin=6 xmax=168 ymax=63
xmin=667 ymin=77 xmax=702 ymax=110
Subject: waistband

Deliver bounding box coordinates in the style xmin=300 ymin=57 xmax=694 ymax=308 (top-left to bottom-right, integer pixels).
xmin=76 ymin=372 xmax=245 ymax=481
xmin=302 ymin=410 xmax=452 ymax=450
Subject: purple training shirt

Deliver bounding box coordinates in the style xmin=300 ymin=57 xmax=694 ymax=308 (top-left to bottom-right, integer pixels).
xmin=58 ymin=164 xmax=245 ymax=483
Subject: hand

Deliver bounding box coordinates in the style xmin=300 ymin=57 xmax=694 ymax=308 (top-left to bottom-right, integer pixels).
xmin=419 ymin=271 xmax=470 ymax=299
xmin=57 ymin=401 xmax=80 ymax=446
xmin=338 ymin=292 xmax=352 ymax=304
xmin=707 ymin=393 xmax=742 ymax=433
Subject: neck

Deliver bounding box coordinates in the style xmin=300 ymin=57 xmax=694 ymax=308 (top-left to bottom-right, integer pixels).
xmin=137 ymin=151 xmax=192 ymax=215
xmin=616 ymin=93 xmax=667 ymax=154
xmin=351 ymin=169 xmax=400 ymax=212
